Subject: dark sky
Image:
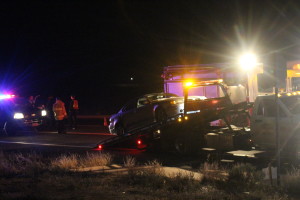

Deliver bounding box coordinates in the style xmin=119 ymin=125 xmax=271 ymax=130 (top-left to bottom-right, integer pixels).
xmin=1 ymin=0 xmax=300 ymax=113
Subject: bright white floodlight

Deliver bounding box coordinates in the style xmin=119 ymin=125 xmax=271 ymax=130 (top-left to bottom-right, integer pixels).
xmin=239 ymin=53 xmax=257 ymax=71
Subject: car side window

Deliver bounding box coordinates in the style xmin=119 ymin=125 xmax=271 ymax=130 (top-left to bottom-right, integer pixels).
xmin=137 ymin=97 xmax=149 ymax=108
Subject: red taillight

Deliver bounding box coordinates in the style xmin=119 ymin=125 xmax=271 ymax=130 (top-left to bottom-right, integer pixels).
xmin=98 ymin=144 xmax=103 ymax=150
xmin=212 ymin=100 xmax=219 ymax=104
xmin=137 ymin=139 xmax=142 ymax=145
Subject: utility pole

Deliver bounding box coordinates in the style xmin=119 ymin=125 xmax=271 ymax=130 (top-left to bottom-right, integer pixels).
xmin=274 ymin=51 xmax=281 ymax=186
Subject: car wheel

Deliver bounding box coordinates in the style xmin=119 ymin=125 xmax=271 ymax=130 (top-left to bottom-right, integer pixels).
xmin=4 ymin=121 xmax=17 ymax=136
xmin=115 ymin=124 xmax=125 ymax=136
xmin=155 ymin=108 xmax=167 ymax=124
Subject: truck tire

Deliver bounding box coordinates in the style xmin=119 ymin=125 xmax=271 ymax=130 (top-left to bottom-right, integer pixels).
xmin=155 ymin=108 xmax=167 ymax=124
xmin=174 ymin=128 xmax=204 ymax=155
xmin=174 ymin=133 xmax=197 ymax=155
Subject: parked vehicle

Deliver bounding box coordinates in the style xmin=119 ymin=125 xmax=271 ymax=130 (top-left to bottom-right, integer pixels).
xmin=0 ymin=95 xmax=47 ymax=135
xmin=251 ymin=93 xmax=300 ymax=159
xmin=109 ymin=93 xmax=185 ymax=136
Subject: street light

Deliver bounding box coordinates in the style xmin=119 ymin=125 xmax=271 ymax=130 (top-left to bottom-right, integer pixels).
xmin=239 ymin=53 xmax=258 ymax=71
xmin=239 ymin=53 xmax=258 ymax=102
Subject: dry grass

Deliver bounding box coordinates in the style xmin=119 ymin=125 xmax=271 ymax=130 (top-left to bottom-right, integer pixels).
xmin=51 ymin=154 xmax=79 ymax=170
xmin=199 ymin=161 xmax=228 ymax=181
xmin=0 ymin=152 xmax=297 ymax=200
xmin=79 ymin=152 xmax=113 ymax=167
xmin=50 ymin=152 xmax=113 ymax=170
xmin=0 ymin=151 xmax=46 ymax=176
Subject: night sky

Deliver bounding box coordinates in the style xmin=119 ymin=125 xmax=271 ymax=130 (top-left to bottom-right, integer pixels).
xmin=1 ymin=0 xmax=300 ymax=114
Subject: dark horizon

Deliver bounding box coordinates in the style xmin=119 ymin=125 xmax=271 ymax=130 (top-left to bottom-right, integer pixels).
xmin=1 ymin=1 xmax=300 ymax=114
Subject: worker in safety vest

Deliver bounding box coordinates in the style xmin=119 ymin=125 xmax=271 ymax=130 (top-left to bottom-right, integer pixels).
xmin=52 ymin=97 xmax=67 ymax=134
xmin=69 ymin=95 xmax=79 ymax=130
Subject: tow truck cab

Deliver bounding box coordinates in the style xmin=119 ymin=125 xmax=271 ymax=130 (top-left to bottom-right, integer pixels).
xmin=0 ymin=94 xmax=47 ymax=135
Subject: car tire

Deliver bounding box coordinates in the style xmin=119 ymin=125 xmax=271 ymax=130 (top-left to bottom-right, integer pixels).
xmin=155 ymin=108 xmax=167 ymax=124
xmin=4 ymin=121 xmax=17 ymax=136
xmin=115 ymin=124 xmax=125 ymax=136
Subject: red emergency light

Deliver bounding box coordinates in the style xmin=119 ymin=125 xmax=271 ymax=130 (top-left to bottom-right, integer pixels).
xmin=97 ymin=144 xmax=103 ymax=150
xmin=137 ymin=139 xmax=142 ymax=145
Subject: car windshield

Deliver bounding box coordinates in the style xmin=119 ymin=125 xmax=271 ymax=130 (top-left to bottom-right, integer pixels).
xmin=146 ymin=93 xmax=178 ymax=101
xmin=280 ymin=96 xmax=300 ymax=114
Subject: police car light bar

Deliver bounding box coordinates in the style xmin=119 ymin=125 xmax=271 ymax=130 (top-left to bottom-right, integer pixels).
xmin=0 ymin=94 xmax=15 ymax=100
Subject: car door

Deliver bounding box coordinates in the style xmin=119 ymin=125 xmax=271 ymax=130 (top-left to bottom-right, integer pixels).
xmin=136 ymin=96 xmax=154 ymax=126
xmin=251 ymin=98 xmax=292 ymax=149
xmin=120 ymin=98 xmax=139 ymax=130
xmin=120 ymin=96 xmax=153 ymax=131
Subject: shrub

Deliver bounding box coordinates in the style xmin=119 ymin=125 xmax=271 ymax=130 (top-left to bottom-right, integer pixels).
xmin=166 ymin=171 xmax=201 ymax=192
xmin=123 ymin=156 xmax=136 ymax=168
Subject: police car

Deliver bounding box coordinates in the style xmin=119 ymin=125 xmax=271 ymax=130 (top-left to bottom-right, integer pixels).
xmin=0 ymin=94 xmax=47 ymax=135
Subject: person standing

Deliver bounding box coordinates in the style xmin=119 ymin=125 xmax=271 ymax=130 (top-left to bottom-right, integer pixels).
xmin=69 ymin=95 xmax=79 ymax=130
xmin=27 ymin=96 xmax=36 ymax=108
xmin=52 ymin=97 xmax=67 ymax=134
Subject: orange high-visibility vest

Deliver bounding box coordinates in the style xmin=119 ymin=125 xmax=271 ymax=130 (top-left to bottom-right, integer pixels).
xmin=53 ymin=100 xmax=67 ymax=120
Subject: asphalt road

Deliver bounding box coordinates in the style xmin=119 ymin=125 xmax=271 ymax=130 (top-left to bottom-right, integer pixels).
xmin=0 ymin=122 xmax=113 ymax=155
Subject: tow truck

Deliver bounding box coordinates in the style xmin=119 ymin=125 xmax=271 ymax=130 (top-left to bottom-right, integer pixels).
xmin=95 ymin=62 xmax=300 ymax=166
xmin=95 ymin=80 xmax=252 ymax=154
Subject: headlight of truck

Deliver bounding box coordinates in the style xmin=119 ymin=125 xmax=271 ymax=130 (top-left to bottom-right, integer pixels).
xmin=41 ymin=110 xmax=47 ymax=116
xmin=14 ymin=113 xmax=24 ymax=119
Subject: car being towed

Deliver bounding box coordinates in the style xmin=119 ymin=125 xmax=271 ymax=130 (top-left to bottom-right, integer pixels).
xmin=109 ymin=93 xmax=185 ymax=136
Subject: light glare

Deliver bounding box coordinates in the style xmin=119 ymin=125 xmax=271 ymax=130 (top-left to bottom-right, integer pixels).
xmin=239 ymin=53 xmax=257 ymax=71
xmin=14 ymin=113 xmax=24 ymax=119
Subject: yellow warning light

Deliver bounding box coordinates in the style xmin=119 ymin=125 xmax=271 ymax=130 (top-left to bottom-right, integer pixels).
xmin=278 ymin=94 xmax=281 ymax=97
xmin=170 ymin=100 xmax=176 ymax=105
xmin=184 ymin=116 xmax=188 ymax=120
xmin=287 ymin=93 xmax=292 ymax=96
xmin=293 ymin=92 xmax=297 ymax=95
xmin=184 ymin=81 xmax=193 ymax=87
xmin=297 ymin=91 xmax=300 ymax=95
xmin=178 ymin=118 xmax=182 ymax=122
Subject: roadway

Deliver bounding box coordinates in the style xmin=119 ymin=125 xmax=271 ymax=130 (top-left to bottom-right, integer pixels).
xmin=0 ymin=123 xmax=113 ymax=156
